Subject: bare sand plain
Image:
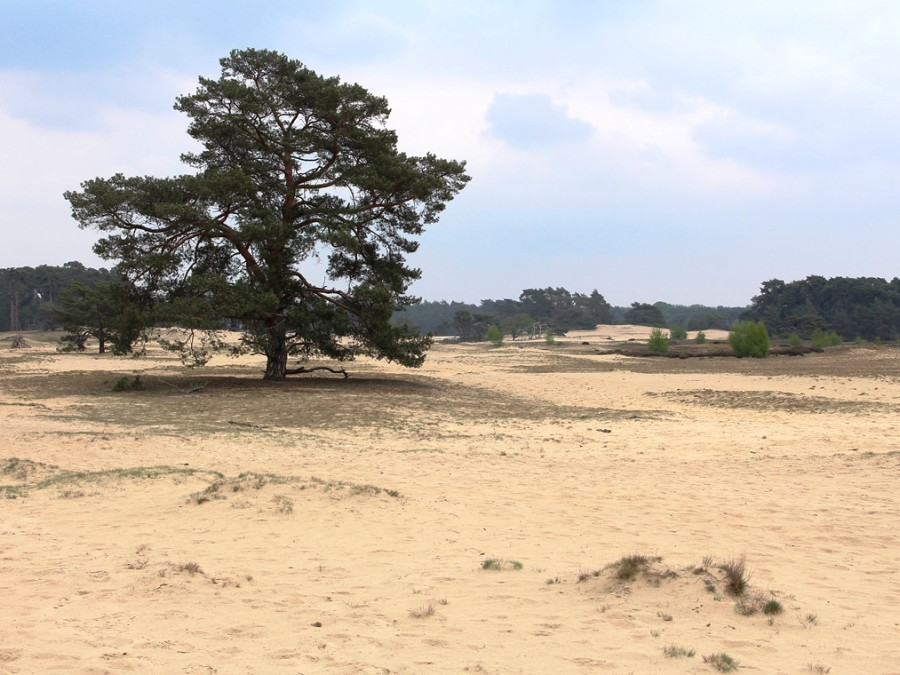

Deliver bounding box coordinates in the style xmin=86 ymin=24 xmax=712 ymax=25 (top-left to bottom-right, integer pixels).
xmin=1 ymin=326 xmax=898 ymax=674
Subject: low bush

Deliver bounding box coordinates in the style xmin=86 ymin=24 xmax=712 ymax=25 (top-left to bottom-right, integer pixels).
xmin=486 ymin=324 xmax=503 ymax=346
xmin=811 ymin=328 xmax=841 ymax=349
xmin=729 ymin=321 xmax=770 ymax=358
xmin=669 ymin=325 xmax=687 ymax=341
xmin=648 ymin=328 xmax=669 ymax=354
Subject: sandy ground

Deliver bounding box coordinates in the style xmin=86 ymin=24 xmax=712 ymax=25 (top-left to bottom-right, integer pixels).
xmin=1 ymin=326 xmax=898 ymax=674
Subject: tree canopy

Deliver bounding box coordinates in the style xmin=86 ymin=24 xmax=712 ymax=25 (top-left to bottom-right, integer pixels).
xmin=53 ymin=281 xmax=146 ymax=354
xmin=65 ymin=49 xmax=470 ymax=379
xmin=0 ymin=262 xmax=115 ymax=332
xmin=743 ymin=276 xmax=900 ymax=341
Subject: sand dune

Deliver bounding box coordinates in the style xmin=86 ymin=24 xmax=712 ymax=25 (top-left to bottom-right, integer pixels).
xmin=1 ymin=328 xmax=898 ymax=673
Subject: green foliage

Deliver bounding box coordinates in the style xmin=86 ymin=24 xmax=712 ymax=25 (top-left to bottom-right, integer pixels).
xmin=729 ymin=321 xmax=770 ymax=358
xmin=501 ymin=312 xmax=535 ymax=340
xmin=668 ymin=325 xmax=687 ymax=341
xmin=453 ymin=310 xmax=491 ymax=342
xmin=544 ymin=331 xmax=556 ymax=345
xmin=111 ymin=375 xmax=144 ymax=392
xmin=788 ymin=332 xmax=803 ymax=346
xmin=53 ymin=281 xmax=148 ymax=355
xmin=745 ymin=276 xmax=900 ymax=341
xmin=650 ymin=301 xmax=745 ymax=330
xmin=0 ymin=262 xmax=117 ymax=332
xmin=486 ymin=324 xmax=503 ymax=346
xmin=482 ymin=558 xmax=523 ymax=570
xmin=811 ymin=328 xmax=842 ymax=349
xmin=623 ymin=302 xmax=666 ymax=327
xmin=695 ymin=331 xmax=707 ymax=344
xmin=648 ymin=327 xmax=669 ymax=354
xmin=65 ymin=48 xmax=470 ymax=380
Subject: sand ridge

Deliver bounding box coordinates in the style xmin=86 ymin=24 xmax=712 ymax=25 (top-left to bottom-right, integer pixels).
xmin=1 ymin=327 xmax=899 ymax=673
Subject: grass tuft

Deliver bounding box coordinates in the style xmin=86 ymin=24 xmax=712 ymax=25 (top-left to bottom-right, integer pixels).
xmin=719 ymin=557 xmax=749 ymax=596
xmin=176 ymin=561 xmax=203 ymax=575
xmin=703 ymin=652 xmax=739 ymax=671
xmin=408 ymin=604 xmax=435 ymax=618
xmin=663 ymin=645 xmax=695 ymax=658
xmin=608 ymin=554 xmax=661 ymax=581
xmin=482 ymin=558 xmax=523 ymax=571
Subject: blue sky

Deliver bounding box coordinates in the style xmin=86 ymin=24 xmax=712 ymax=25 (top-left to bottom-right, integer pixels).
xmin=2 ymin=1 xmax=899 ymax=306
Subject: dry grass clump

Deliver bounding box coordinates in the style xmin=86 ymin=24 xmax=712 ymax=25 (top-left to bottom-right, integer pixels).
xmin=703 ymin=652 xmax=739 ymax=671
xmin=175 ymin=561 xmax=203 ymax=575
xmin=609 ymin=554 xmax=662 ymax=581
xmin=408 ymin=604 xmax=435 ymax=619
xmin=663 ymin=644 xmax=695 ymax=658
xmin=482 ymin=558 xmax=523 ymax=571
xmin=718 ymin=556 xmax=749 ymax=596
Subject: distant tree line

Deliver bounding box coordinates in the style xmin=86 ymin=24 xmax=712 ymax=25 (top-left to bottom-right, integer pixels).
xmin=742 ymin=276 xmax=900 ymax=341
xmin=6 ymin=265 xmax=897 ymax=348
xmin=395 ymin=288 xmax=746 ymax=341
xmin=0 ymin=262 xmax=115 ymax=332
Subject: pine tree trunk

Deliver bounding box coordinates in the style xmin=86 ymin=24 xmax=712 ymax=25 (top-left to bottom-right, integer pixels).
xmin=263 ymin=323 xmax=288 ymax=381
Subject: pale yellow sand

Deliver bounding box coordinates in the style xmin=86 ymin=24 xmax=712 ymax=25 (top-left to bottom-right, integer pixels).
xmin=1 ymin=327 xmax=898 ymax=673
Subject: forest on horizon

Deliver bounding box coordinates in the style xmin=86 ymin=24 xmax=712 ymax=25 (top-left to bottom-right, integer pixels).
xmin=1 ymin=262 xmax=899 ymax=343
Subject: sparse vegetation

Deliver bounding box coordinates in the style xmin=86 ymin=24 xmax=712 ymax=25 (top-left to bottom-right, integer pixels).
xmin=762 ymin=599 xmax=783 ymax=615
xmin=176 ymin=561 xmax=203 ymax=575
xmin=482 ymin=558 xmax=523 ymax=571
xmin=703 ymin=652 xmax=739 ymax=671
xmin=111 ymin=375 xmax=144 ymax=392
xmin=408 ymin=604 xmax=435 ymax=618
xmin=719 ymin=557 xmax=748 ymax=596
xmin=663 ymin=645 xmax=695 ymax=658
xmin=610 ymin=554 xmax=661 ymax=581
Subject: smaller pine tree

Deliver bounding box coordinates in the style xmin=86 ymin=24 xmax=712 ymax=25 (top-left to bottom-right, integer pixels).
xmin=486 ymin=324 xmax=503 ymax=346
xmin=648 ymin=327 xmax=669 ymax=354
xmin=729 ymin=321 xmax=770 ymax=358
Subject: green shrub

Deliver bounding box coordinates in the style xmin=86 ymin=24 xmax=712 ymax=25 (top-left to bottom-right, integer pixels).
xmin=112 ymin=375 xmax=144 ymax=392
xmin=486 ymin=324 xmax=503 ymax=346
xmin=544 ymin=331 xmax=555 ymax=345
xmin=788 ymin=332 xmax=802 ymax=346
xmin=669 ymin=325 xmax=687 ymax=341
xmin=648 ymin=328 xmax=669 ymax=354
xmin=811 ymin=328 xmax=842 ymax=349
xmin=728 ymin=321 xmax=770 ymax=358
xmin=695 ymin=331 xmax=707 ymax=344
